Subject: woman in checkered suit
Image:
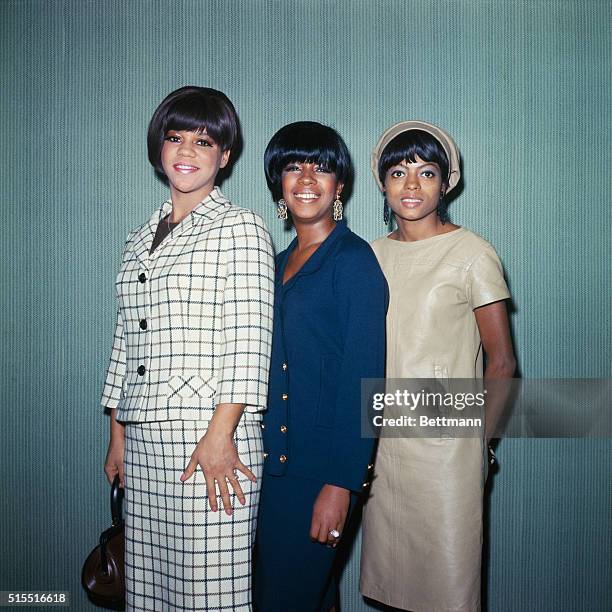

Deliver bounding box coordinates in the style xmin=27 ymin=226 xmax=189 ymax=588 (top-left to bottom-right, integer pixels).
xmin=101 ymin=87 xmax=274 ymax=611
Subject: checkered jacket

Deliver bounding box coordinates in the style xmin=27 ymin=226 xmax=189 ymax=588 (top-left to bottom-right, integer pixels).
xmin=100 ymin=188 xmax=275 ymax=422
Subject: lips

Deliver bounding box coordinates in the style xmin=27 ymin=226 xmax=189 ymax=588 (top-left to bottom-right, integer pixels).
xmin=173 ymin=163 xmax=199 ymax=174
xmin=400 ymin=196 xmax=423 ymax=208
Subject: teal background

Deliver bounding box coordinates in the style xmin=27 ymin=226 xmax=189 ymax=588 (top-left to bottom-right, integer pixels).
xmin=1 ymin=0 xmax=610 ymax=610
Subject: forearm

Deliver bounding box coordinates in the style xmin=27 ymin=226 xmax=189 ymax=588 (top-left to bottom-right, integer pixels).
xmin=109 ymin=408 xmax=125 ymax=441
xmin=483 ymin=358 xmax=516 ymax=440
xmin=207 ymin=403 xmax=246 ymax=436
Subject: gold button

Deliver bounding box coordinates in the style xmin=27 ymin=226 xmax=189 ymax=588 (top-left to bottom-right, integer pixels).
xmin=260 ymin=423 xmax=265 ymax=429
xmin=263 ymin=452 xmax=268 ymax=459
xmin=279 ymin=454 xmax=287 ymax=463
xmin=280 ymin=425 xmax=287 ymax=433
xmin=367 ymin=463 xmax=374 ymax=470
xmin=282 ymin=362 xmax=288 ymax=371
xmin=282 ymin=393 xmax=288 ymax=400
xmin=362 ymin=482 xmax=370 ymax=488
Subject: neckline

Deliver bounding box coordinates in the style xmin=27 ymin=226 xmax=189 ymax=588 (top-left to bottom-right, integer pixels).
xmin=383 ymin=226 xmax=465 ymax=246
xmin=279 ymin=221 xmax=348 ymax=287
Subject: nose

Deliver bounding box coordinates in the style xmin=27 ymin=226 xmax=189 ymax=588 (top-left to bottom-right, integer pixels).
xmin=404 ymin=172 xmax=420 ymax=190
xmin=298 ymin=166 xmax=316 ymax=184
xmin=177 ymin=139 xmax=196 ymax=157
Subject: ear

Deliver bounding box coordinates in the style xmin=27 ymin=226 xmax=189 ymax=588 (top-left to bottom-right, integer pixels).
xmin=336 ymin=182 xmax=344 ymax=197
xmin=220 ymin=149 xmax=231 ymax=169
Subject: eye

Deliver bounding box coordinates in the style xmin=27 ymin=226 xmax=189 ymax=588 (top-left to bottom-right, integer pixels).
xmin=283 ymin=163 xmax=301 ymax=173
xmin=390 ymin=169 xmax=405 ymax=178
xmin=314 ymin=164 xmax=332 ymax=174
xmin=196 ymin=138 xmax=213 ymax=147
xmin=164 ymin=134 xmax=181 ymax=143
xmin=421 ymin=169 xmax=437 ymax=178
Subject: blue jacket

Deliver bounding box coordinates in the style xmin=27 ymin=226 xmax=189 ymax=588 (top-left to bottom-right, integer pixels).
xmin=262 ymin=221 xmax=388 ymax=492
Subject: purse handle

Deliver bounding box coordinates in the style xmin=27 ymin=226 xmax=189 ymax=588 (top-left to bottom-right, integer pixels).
xmin=110 ymin=475 xmax=124 ymax=527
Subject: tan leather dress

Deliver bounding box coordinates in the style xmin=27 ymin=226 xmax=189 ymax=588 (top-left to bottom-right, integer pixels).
xmin=360 ymin=228 xmax=510 ymax=611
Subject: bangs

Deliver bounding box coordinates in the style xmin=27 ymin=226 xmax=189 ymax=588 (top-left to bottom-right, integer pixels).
xmin=274 ymin=144 xmax=339 ymax=174
xmin=378 ymin=130 xmax=449 ymax=185
xmin=163 ymin=97 xmax=227 ymax=145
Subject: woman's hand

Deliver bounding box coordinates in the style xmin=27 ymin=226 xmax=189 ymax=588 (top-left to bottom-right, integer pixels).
xmin=104 ymin=410 xmax=125 ymax=487
xmin=310 ymin=484 xmax=350 ymax=547
xmin=180 ymin=403 xmax=255 ymax=515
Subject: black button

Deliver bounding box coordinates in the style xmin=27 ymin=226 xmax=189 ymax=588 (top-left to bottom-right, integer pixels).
xmin=139 ymin=319 xmax=147 ymax=330
xmin=138 ymin=273 xmax=146 ymax=283
xmin=137 ymin=365 xmax=146 ymax=376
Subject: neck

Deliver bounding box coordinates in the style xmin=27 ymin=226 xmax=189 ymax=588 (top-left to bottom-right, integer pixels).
xmin=395 ymin=214 xmax=453 ymax=242
xmin=294 ymin=217 xmax=336 ymax=251
xmin=168 ymin=185 xmax=214 ymax=223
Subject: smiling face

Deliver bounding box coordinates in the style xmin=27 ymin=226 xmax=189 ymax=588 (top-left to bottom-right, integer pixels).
xmin=280 ymin=161 xmax=342 ymax=224
xmin=161 ymin=129 xmax=230 ymax=206
xmin=384 ymin=155 xmax=446 ymax=225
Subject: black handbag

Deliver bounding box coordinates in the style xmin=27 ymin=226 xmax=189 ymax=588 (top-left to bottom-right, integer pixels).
xmin=81 ymin=476 xmax=125 ymax=610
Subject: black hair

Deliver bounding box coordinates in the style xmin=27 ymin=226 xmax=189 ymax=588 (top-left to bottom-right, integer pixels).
xmin=264 ymin=121 xmax=352 ymax=201
xmin=378 ymin=129 xmax=450 ymax=223
xmin=147 ymin=86 xmax=240 ymax=175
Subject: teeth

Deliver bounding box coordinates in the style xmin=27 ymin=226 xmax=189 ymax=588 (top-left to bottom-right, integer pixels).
xmin=294 ymin=193 xmax=319 ymax=200
xmin=176 ymin=164 xmax=197 ymax=170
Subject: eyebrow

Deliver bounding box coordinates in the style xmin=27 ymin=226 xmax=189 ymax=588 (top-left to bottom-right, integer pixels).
xmin=392 ymin=161 xmax=440 ymax=169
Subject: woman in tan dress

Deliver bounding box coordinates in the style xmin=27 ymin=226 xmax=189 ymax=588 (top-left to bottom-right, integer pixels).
xmin=360 ymin=121 xmax=516 ymax=611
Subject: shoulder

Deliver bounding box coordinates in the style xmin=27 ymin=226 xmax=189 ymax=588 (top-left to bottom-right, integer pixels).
xmin=215 ymin=202 xmax=272 ymax=246
xmin=219 ymin=202 xmax=269 ymax=232
xmin=336 ymin=228 xmax=378 ymax=262
xmin=369 ymin=235 xmax=390 ymax=258
xmin=333 ymin=229 xmax=385 ymax=281
xmin=449 ymin=228 xmax=503 ymax=269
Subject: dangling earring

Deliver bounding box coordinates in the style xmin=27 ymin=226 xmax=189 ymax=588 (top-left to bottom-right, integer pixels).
xmin=437 ymin=191 xmax=449 ymax=224
xmin=383 ymin=198 xmax=390 ymax=225
xmin=277 ymin=199 xmax=288 ymax=220
xmin=333 ymin=194 xmax=343 ymax=221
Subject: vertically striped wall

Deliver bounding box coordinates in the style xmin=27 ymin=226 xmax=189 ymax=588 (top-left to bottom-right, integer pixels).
xmin=1 ymin=1 xmax=610 ymax=610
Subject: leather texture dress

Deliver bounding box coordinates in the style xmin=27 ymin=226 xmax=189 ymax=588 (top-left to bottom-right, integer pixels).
xmin=360 ymin=228 xmax=510 ymax=612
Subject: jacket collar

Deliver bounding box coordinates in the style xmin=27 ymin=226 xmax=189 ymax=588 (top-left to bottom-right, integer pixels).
xmin=277 ymin=220 xmax=349 ymax=288
xmin=131 ymin=187 xmax=230 ymax=266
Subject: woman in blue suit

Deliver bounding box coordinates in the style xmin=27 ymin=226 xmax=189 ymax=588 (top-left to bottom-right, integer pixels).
xmin=254 ymin=122 xmax=387 ymax=612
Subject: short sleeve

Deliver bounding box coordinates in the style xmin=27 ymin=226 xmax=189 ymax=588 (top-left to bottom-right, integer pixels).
xmin=467 ymin=246 xmax=511 ymax=310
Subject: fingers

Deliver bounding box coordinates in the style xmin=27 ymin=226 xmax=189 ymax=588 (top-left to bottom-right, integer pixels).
xmin=180 ymin=455 xmax=198 ymax=483
xmin=235 ymin=461 xmax=257 ymax=483
xmin=204 ymin=473 xmax=219 ymax=512
xmin=326 ymin=527 xmax=342 ymax=548
xmin=228 ymin=474 xmax=246 ymax=507
xmin=217 ymin=477 xmax=233 ymax=516
xmin=309 ymin=515 xmax=321 ymax=542
xmin=309 ymin=516 xmax=337 ymax=545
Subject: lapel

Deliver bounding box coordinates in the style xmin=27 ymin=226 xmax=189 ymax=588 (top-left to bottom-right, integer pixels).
xmin=129 ymin=187 xmax=231 ymax=267
xmin=278 ymin=220 xmax=349 ymax=295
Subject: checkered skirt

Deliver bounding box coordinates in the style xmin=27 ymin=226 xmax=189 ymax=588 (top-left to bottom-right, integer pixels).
xmin=124 ymin=417 xmax=263 ymax=611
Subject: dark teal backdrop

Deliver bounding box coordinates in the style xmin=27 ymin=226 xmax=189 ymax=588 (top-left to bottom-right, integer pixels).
xmin=1 ymin=1 xmax=610 ymax=610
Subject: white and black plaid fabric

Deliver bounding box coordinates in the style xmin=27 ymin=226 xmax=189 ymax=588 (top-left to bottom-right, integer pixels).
xmin=100 ymin=188 xmax=275 ymax=422
xmin=99 ymin=189 xmax=274 ymax=609
xmin=124 ymin=417 xmax=263 ymax=611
